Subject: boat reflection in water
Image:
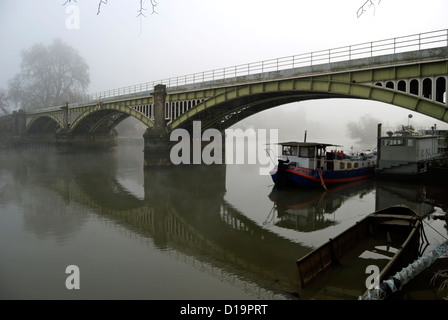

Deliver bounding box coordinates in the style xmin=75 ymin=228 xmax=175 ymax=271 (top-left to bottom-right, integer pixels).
xmin=267 ymin=179 xmax=376 ymax=233
xmin=266 ymin=175 xmax=448 ymax=300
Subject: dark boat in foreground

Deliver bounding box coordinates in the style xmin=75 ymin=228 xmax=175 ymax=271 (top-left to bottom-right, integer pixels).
xmin=295 ymin=205 xmax=423 ymax=300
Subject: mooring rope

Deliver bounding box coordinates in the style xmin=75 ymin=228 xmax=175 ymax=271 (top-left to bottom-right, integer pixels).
xmin=317 ymin=167 xmax=328 ymax=191
xmin=422 ymin=217 xmax=448 ymax=242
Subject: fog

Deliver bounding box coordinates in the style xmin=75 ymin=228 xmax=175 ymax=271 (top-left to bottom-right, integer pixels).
xmin=1 ymin=0 xmax=447 ymax=152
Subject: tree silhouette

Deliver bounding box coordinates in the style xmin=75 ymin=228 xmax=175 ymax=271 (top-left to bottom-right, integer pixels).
xmin=8 ymin=39 xmax=90 ymax=111
xmin=346 ymin=114 xmax=381 ymax=149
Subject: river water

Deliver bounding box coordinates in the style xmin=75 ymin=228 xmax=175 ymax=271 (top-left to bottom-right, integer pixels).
xmin=1 ymin=139 xmax=447 ymax=300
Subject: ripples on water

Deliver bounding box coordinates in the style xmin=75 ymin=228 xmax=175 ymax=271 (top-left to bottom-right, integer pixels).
xmin=0 ymin=140 xmax=447 ymax=300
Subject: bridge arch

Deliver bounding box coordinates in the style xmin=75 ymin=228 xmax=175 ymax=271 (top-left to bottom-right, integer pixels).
xmin=26 ymin=114 xmax=63 ymax=136
xmin=167 ymin=76 xmax=448 ymax=133
xmin=69 ymin=103 xmax=155 ymax=135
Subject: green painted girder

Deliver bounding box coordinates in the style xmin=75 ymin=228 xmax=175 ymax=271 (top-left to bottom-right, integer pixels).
xmin=200 ymin=93 xmax=336 ymax=132
xmin=89 ymin=111 xmax=129 ymax=134
xmin=167 ymin=87 xmax=228 ymax=101
xmin=69 ymin=98 xmax=155 ymax=134
xmin=26 ymin=56 xmax=447 ymax=135
xmin=167 ymin=60 xmax=448 ymax=131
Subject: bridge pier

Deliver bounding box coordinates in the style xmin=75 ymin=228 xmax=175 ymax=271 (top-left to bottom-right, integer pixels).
xmin=13 ymin=110 xmax=26 ymax=136
xmin=143 ymin=84 xmax=173 ymax=167
xmin=55 ymin=104 xmax=71 ymax=151
xmin=143 ymin=131 xmax=173 ymax=167
xmin=55 ymin=128 xmax=71 ymax=152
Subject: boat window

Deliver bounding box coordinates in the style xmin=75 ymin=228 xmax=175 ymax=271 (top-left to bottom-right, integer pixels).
xmin=339 ymin=162 xmax=345 ymax=169
xmin=299 ymin=147 xmax=309 ymax=157
xmin=282 ymin=146 xmax=292 ymax=155
xmin=309 ymin=147 xmax=315 ymax=157
xmin=354 ymin=163 xmax=359 ymax=168
xmin=385 ymin=139 xmax=405 ymax=146
xmin=316 ymin=147 xmax=325 ymax=157
xmin=347 ymin=163 xmax=352 ymax=169
xmin=407 ymin=139 xmax=414 ymax=147
xmin=290 ymin=146 xmax=298 ymax=156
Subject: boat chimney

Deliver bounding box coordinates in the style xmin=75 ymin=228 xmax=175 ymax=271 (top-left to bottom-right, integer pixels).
xmin=304 ymin=130 xmax=307 ymax=143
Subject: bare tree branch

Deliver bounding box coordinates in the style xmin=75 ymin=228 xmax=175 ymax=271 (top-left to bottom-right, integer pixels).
xmin=137 ymin=1 xmax=146 ymax=18
xmin=97 ymin=0 xmax=108 ymax=15
xmin=137 ymin=0 xmax=158 ymax=17
xmin=357 ymin=0 xmax=381 ymax=18
xmin=62 ymin=0 xmax=76 ymax=5
xmin=63 ymin=0 xmax=159 ymax=17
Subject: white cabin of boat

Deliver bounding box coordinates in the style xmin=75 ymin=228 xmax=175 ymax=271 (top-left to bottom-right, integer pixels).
xmin=277 ymin=141 xmax=376 ymax=171
xmin=378 ymin=129 xmax=445 ymax=175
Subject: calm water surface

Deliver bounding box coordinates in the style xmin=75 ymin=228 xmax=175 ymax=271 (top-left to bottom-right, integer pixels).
xmin=1 ymin=140 xmax=447 ymax=300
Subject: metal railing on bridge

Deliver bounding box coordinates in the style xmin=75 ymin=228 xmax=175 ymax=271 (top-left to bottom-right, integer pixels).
xmin=85 ymin=29 xmax=448 ymax=102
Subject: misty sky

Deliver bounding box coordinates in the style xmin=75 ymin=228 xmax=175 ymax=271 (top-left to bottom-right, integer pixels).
xmin=1 ymin=0 xmax=447 ymax=151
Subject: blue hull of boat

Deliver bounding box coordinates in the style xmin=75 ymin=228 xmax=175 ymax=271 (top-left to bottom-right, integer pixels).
xmin=270 ymin=166 xmax=375 ymax=188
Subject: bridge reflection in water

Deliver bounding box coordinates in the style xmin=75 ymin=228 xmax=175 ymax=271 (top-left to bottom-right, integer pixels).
xmin=2 ymin=143 xmax=446 ymax=299
xmin=32 ymin=150 xmax=313 ymax=298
